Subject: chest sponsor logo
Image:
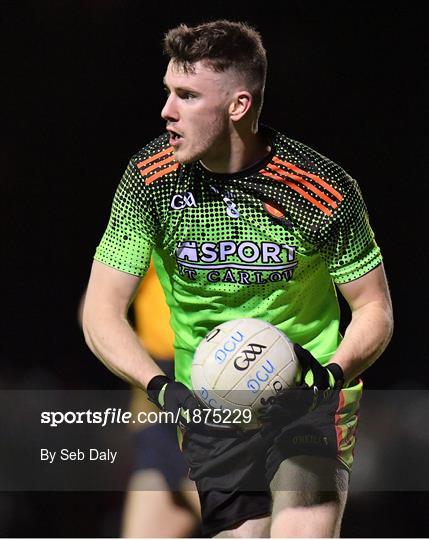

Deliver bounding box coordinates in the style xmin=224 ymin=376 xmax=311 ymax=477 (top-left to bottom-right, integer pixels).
xmin=175 ymin=240 xmax=298 ymax=285
xmin=170 ymin=192 xmax=197 ymax=210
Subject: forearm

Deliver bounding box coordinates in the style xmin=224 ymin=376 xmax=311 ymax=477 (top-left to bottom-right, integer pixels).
xmin=83 ymin=311 xmax=164 ymax=389
xmin=329 ymin=301 xmax=394 ymax=383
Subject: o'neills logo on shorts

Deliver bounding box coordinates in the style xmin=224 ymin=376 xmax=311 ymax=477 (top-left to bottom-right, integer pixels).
xmin=175 ymin=240 xmax=297 ymax=284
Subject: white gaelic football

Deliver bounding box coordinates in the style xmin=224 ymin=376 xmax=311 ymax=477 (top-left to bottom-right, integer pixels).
xmin=191 ymin=318 xmax=300 ymax=420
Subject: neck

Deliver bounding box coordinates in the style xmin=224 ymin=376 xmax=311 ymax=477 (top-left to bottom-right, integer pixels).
xmin=200 ymin=125 xmax=270 ymax=174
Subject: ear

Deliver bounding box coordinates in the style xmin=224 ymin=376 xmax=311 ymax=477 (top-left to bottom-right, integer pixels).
xmin=228 ymin=91 xmax=252 ymax=121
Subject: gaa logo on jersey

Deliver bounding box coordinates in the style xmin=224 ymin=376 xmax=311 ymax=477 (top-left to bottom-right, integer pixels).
xmin=170 ymin=192 xmax=197 ymax=210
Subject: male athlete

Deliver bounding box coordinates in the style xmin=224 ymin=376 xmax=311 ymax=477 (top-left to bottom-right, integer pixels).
xmin=83 ymin=20 xmax=393 ymax=538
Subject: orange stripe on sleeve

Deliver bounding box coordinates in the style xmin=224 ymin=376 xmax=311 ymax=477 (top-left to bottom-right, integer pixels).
xmin=272 ymin=156 xmax=344 ymax=202
xmin=139 ymin=154 xmax=176 ymax=176
xmin=261 ymin=170 xmax=332 ymax=216
xmin=266 ymin=163 xmax=338 ymax=209
xmin=335 ymin=389 xmax=346 ymax=449
xmin=137 ymin=147 xmax=173 ymax=169
xmin=145 ymin=163 xmax=179 ymax=185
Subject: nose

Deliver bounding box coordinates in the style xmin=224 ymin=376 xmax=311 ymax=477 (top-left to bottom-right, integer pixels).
xmin=161 ymin=94 xmax=179 ymax=122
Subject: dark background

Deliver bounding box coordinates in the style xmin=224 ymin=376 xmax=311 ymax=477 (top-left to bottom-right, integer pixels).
xmin=1 ymin=0 xmax=427 ymax=537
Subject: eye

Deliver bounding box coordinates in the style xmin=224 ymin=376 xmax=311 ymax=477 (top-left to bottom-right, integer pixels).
xmin=163 ymin=86 xmax=171 ymax=96
xmin=180 ymin=92 xmax=196 ymax=100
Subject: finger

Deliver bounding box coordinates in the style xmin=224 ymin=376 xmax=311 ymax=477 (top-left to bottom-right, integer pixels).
xmin=293 ymin=344 xmax=328 ymax=389
xmin=309 ymin=359 xmax=329 ymax=390
xmin=293 ymin=343 xmax=317 ymax=371
xmin=183 ymin=395 xmax=202 ymax=412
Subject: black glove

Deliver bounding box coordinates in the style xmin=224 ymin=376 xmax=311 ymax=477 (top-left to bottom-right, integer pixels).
xmin=147 ymin=375 xmax=239 ymax=433
xmin=147 ymin=375 xmax=201 ymax=429
xmin=258 ymin=345 xmax=345 ymax=483
xmin=258 ymin=343 xmax=345 ymax=428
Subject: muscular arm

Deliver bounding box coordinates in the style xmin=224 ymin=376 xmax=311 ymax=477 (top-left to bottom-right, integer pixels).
xmin=82 ymin=260 xmax=164 ymax=389
xmin=328 ymin=264 xmax=394 ymax=383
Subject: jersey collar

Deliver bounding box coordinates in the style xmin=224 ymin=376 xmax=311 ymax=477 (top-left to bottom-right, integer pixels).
xmin=194 ymin=125 xmax=278 ymax=181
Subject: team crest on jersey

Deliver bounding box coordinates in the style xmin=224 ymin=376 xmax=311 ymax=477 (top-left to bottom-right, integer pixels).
xmin=170 ymin=192 xmax=197 ymax=210
xmin=175 ymin=240 xmax=298 ymax=285
xmin=263 ymin=201 xmax=294 ymax=229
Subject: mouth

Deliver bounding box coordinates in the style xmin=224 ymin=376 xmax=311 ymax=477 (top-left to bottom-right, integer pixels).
xmin=167 ymin=129 xmax=184 ymax=147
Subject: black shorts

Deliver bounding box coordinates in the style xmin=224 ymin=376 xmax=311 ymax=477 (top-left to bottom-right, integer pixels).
xmin=183 ymin=428 xmax=272 ymax=537
xmin=183 ymin=381 xmax=361 ymax=537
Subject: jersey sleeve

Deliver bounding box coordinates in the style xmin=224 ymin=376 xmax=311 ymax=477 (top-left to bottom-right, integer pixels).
xmin=94 ymin=159 xmax=158 ymax=277
xmin=319 ymin=177 xmax=383 ymax=284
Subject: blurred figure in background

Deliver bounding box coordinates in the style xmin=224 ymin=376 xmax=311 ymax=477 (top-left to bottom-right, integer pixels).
xmin=79 ymin=262 xmax=200 ymax=538
xmin=121 ymin=261 xmax=200 ymax=538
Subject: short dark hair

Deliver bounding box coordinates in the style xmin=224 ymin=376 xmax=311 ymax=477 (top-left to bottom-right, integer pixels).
xmin=163 ymin=20 xmax=267 ymax=116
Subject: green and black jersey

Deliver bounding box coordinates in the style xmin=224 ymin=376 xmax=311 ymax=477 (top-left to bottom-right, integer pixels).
xmin=95 ymin=126 xmax=382 ymax=388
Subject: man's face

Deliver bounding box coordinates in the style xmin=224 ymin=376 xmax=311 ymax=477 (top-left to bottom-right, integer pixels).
xmin=161 ymin=60 xmax=234 ymax=166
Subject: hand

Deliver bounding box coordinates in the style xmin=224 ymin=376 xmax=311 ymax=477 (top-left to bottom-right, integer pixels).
xmin=147 ymin=375 xmax=201 ymax=429
xmin=147 ymin=375 xmax=239 ymax=433
xmin=258 ymin=344 xmax=344 ymax=427
xmin=258 ymin=345 xmax=346 ymax=483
